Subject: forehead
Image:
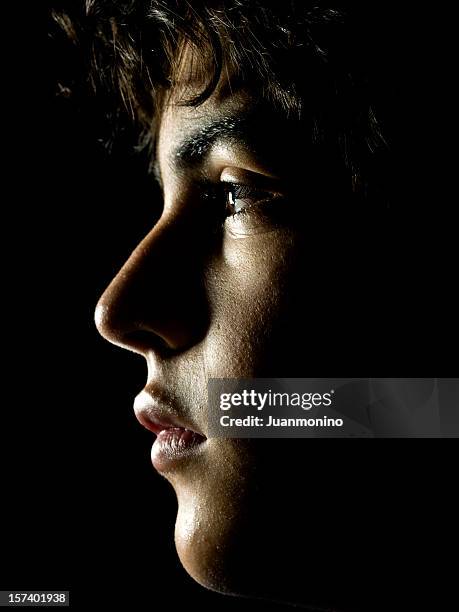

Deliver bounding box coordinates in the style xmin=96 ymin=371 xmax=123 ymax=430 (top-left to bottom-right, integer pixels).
xmin=154 ymin=33 xmax=306 ymax=173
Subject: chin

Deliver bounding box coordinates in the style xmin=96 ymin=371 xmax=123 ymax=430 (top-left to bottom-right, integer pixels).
xmin=173 ymin=493 xmax=240 ymax=595
xmin=171 ymin=457 xmax=258 ymax=597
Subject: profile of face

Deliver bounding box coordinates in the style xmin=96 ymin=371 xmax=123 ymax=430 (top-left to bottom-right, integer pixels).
xmin=94 ymin=61 xmax=395 ymax=609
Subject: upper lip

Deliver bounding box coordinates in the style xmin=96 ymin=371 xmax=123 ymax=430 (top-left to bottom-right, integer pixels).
xmin=133 ymin=384 xmax=206 ymax=438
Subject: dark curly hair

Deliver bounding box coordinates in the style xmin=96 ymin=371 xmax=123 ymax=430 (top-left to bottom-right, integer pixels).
xmin=50 ymin=0 xmax=391 ymax=202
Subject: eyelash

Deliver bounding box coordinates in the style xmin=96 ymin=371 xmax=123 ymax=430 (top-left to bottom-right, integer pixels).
xmin=221 ymin=183 xmax=276 ymax=218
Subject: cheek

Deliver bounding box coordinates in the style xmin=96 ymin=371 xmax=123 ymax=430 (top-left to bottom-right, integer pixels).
xmin=204 ymin=229 xmax=300 ymax=376
xmin=168 ymin=231 xmax=305 ymax=592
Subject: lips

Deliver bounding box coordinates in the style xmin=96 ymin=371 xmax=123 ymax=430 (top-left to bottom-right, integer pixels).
xmin=134 ymin=388 xmax=206 ymax=472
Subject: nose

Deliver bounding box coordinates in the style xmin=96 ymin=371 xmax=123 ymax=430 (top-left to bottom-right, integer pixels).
xmin=94 ymin=213 xmax=210 ymax=356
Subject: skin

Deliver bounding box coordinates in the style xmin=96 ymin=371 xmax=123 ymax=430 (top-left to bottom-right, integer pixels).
xmin=94 ymin=78 xmax=406 ymax=611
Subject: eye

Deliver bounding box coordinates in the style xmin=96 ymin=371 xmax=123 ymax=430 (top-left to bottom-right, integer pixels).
xmin=222 ymin=183 xmax=278 ymax=217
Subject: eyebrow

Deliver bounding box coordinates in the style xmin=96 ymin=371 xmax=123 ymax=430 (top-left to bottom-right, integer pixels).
xmin=172 ymin=114 xmax=254 ymax=170
xmin=154 ymin=108 xmax=300 ymax=187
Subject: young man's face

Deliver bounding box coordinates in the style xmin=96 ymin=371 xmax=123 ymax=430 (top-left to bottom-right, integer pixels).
xmin=95 ymin=79 xmax=364 ymax=603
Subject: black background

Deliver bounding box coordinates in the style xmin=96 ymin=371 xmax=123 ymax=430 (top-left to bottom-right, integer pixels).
xmin=1 ymin=3 xmax=457 ymax=611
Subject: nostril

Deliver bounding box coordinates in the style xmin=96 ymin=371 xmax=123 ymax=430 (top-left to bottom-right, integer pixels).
xmin=95 ymin=292 xmax=185 ymax=356
xmin=125 ymin=329 xmax=177 ymax=356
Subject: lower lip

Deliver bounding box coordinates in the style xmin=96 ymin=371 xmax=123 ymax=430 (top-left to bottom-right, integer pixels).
xmin=151 ymin=428 xmax=206 ymax=472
